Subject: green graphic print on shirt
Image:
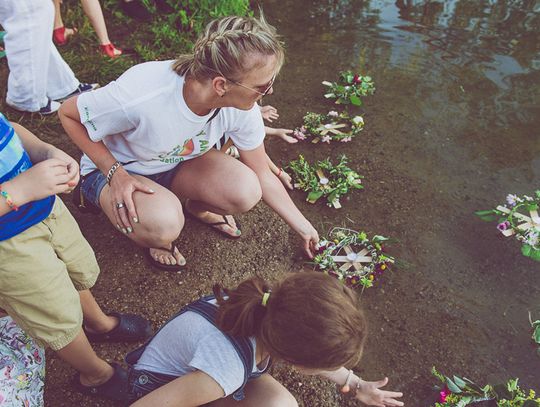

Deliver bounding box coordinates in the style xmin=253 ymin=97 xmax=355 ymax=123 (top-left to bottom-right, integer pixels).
xmin=158 ymin=130 xmax=210 ymax=164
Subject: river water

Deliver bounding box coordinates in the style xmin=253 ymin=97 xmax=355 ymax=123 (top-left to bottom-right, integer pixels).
xmin=263 ymin=0 xmax=539 ymax=404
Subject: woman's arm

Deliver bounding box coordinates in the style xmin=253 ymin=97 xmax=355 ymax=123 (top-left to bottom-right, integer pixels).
xmin=58 ymin=97 xmax=154 ymax=230
xmin=130 ymin=370 xmax=225 ymax=407
xmin=240 ymin=144 xmax=318 ymax=257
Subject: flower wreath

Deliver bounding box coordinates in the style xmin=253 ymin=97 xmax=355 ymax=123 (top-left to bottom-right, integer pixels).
xmin=431 ymin=367 xmax=540 ymax=406
xmin=322 ymin=70 xmax=375 ymax=106
xmin=287 ymin=155 xmax=363 ymax=208
xmin=476 ymin=191 xmax=540 ymax=261
xmin=313 ymin=228 xmax=394 ymax=289
xmin=293 ymin=111 xmax=364 ymax=143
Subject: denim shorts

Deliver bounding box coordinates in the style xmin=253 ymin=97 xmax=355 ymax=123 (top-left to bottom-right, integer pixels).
xmin=80 ymin=166 xmax=179 ymax=209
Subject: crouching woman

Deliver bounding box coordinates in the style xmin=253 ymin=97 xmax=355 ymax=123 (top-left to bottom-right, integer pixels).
xmin=126 ymin=272 xmax=404 ymax=406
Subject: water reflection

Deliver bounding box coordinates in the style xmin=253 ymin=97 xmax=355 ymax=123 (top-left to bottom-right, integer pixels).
xmin=271 ymin=0 xmax=539 ymax=170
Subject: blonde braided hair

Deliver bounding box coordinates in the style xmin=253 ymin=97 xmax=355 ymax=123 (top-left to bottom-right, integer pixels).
xmin=172 ymin=13 xmax=284 ymax=82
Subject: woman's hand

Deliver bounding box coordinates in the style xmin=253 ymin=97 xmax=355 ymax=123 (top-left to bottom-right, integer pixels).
xmin=46 ymin=147 xmax=79 ymax=192
xmin=297 ymin=223 xmax=319 ymax=258
xmin=349 ymin=377 xmax=404 ymax=407
xmin=260 ymin=104 xmax=279 ymax=122
xmin=108 ymin=167 xmax=154 ymax=233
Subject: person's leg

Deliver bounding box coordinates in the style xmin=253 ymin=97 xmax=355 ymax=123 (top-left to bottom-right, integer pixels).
xmin=0 ymin=204 xmax=112 ymax=386
xmin=80 ymin=0 xmax=110 ymax=45
xmin=0 ymin=0 xmax=53 ymax=111
xmin=55 ymin=329 xmax=114 ymax=386
xmin=53 ymin=0 xmax=64 ymax=29
xmin=209 ymin=374 xmax=298 ymax=407
xmin=52 ymin=0 xmax=77 ymax=45
xmin=171 ymin=149 xmax=262 ymax=237
xmin=98 ymin=174 xmax=186 ymax=266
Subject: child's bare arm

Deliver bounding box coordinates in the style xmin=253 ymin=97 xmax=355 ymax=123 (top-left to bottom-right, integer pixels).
xmin=129 ymin=370 xmax=224 ymax=407
xmin=265 ymin=154 xmax=293 ymax=190
xmin=0 ymin=124 xmax=79 ymax=216
xmin=318 ymin=368 xmax=404 ymax=406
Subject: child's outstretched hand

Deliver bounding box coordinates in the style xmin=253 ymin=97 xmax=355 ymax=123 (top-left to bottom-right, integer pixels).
xmin=346 ymin=377 xmax=404 ymax=407
xmin=260 ymin=105 xmax=279 ymax=122
xmin=269 ymin=128 xmax=297 ymax=144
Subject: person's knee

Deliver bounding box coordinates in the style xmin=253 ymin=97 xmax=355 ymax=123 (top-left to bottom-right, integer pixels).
xmin=134 ymin=203 xmax=184 ymax=245
xmin=228 ymin=171 xmax=262 ymax=213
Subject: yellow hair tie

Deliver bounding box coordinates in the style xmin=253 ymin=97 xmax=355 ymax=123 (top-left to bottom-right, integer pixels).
xmin=261 ymin=291 xmax=271 ymax=307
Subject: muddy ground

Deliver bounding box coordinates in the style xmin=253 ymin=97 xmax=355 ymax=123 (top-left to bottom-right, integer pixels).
xmin=1 ymin=0 xmax=539 ymax=406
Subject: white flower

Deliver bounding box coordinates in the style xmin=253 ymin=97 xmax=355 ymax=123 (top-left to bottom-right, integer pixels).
xmin=352 ymin=116 xmax=364 ymax=125
xmin=328 ymin=111 xmax=339 ymax=117
xmin=506 ymin=194 xmax=519 ymax=207
xmin=525 ymin=230 xmax=539 ymax=247
xmin=344 ymin=86 xmax=350 ymax=90
xmin=524 ymin=195 xmax=534 ymax=201
xmin=324 ymin=124 xmax=332 ymax=129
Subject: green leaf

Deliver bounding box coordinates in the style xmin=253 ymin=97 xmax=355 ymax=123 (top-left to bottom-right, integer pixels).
xmin=474 ymin=210 xmax=499 ymax=222
xmin=307 ymin=190 xmax=324 ymax=202
xmin=526 ymin=247 xmax=540 ymax=262
xmin=350 ymin=94 xmax=362 ymax=106
xmin=346 ymin=74 xmax=354 ymax=84
xmin=445 ymin=378 xmax=463 ymax=393
xmin=453 ymin=376 xmax=467 ymax=388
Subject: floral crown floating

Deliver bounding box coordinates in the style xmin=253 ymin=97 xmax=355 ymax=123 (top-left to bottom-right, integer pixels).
xmin=431 ymin=367 xmax=540 ymax=406
xmin=313 ymin=228 xmax=394 ymax=289
xmin=322 ymin=70 xmax=375 ymax=106
xmin=287 ymin=155 xmax=363 ymax=208
xmin=293 ymin=111 xmax=364 ymax=143
xmin=475 ymin=191 xmax=540 ymax=261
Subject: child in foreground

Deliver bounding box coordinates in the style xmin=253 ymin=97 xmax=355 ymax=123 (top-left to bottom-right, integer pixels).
xmin=0 ymin=114 xmax=151 ymax=401
xmin=127 ymin=272 xmax=404 ymax=406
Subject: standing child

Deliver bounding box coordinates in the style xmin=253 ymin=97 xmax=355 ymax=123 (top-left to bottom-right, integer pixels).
xmin=0 ymin=113 xmax=152 ymax=401
xmin=126 ymin=272 xmax=404 ymax=406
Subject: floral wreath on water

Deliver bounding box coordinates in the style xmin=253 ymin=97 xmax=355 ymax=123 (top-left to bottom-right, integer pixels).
xmin=475 ymin=191 xmax=540 ymax=261
xmin=322 ymin=70 xmax=375 ymax=106
xmin=293 ymin=110 xmax=364 ymax=143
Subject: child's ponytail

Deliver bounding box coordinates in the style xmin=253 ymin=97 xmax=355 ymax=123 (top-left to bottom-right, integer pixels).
xmin=213 ymin=277 xmax=272 ymax=338
xmin=215 ymin=272 xmax=368 ymax=370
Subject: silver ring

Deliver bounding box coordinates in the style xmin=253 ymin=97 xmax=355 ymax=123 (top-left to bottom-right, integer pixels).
xmin=116 ymin=202 xmax=125 ymax=209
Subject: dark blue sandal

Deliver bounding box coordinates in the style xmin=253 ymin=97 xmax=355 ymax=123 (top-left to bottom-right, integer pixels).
xmin=72 ymin=362 xmax=129 ymax=401
xmin=84 ymin=312 xmax=152 ymax=342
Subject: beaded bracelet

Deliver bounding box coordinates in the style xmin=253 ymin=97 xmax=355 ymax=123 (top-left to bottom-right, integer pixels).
xmin=0 ymin=183 xmax=19 ymax=211
xmin=106 ymin=161 xmax=121 ymax=185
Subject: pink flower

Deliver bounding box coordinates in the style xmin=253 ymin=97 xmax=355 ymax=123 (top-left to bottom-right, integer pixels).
xmin=340 ymin=137 xmax=352 ymax=142
xmin=321 ymin=135 xmax=331 ymax=143
xmin=353 ymin=74 xmax=362 ymax=84
xmin=293 ymin=129 xmax=306 ymax=140
xmin=300 ymin=126 xmax=307 ymax=132
xmin=497 ymin=221 xmax=510 ymax=231
xmin=438 ymin=387 xmax=450 ymax=403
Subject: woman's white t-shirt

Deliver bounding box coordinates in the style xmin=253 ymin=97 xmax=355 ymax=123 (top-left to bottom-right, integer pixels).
xmin=76 ymin=60 xmax=265 ymax=175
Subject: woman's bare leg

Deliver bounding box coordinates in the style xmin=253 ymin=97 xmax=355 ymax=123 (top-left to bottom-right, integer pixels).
xmin=99 ymin=174 xmax=185 ymax=266
xmin=171 ymin=149 xmax=262 ymax=237
xmin=80 ymin=0 xmax=112 ymax=45
xmin=209 ymin=374 xmax=298 ymax=407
